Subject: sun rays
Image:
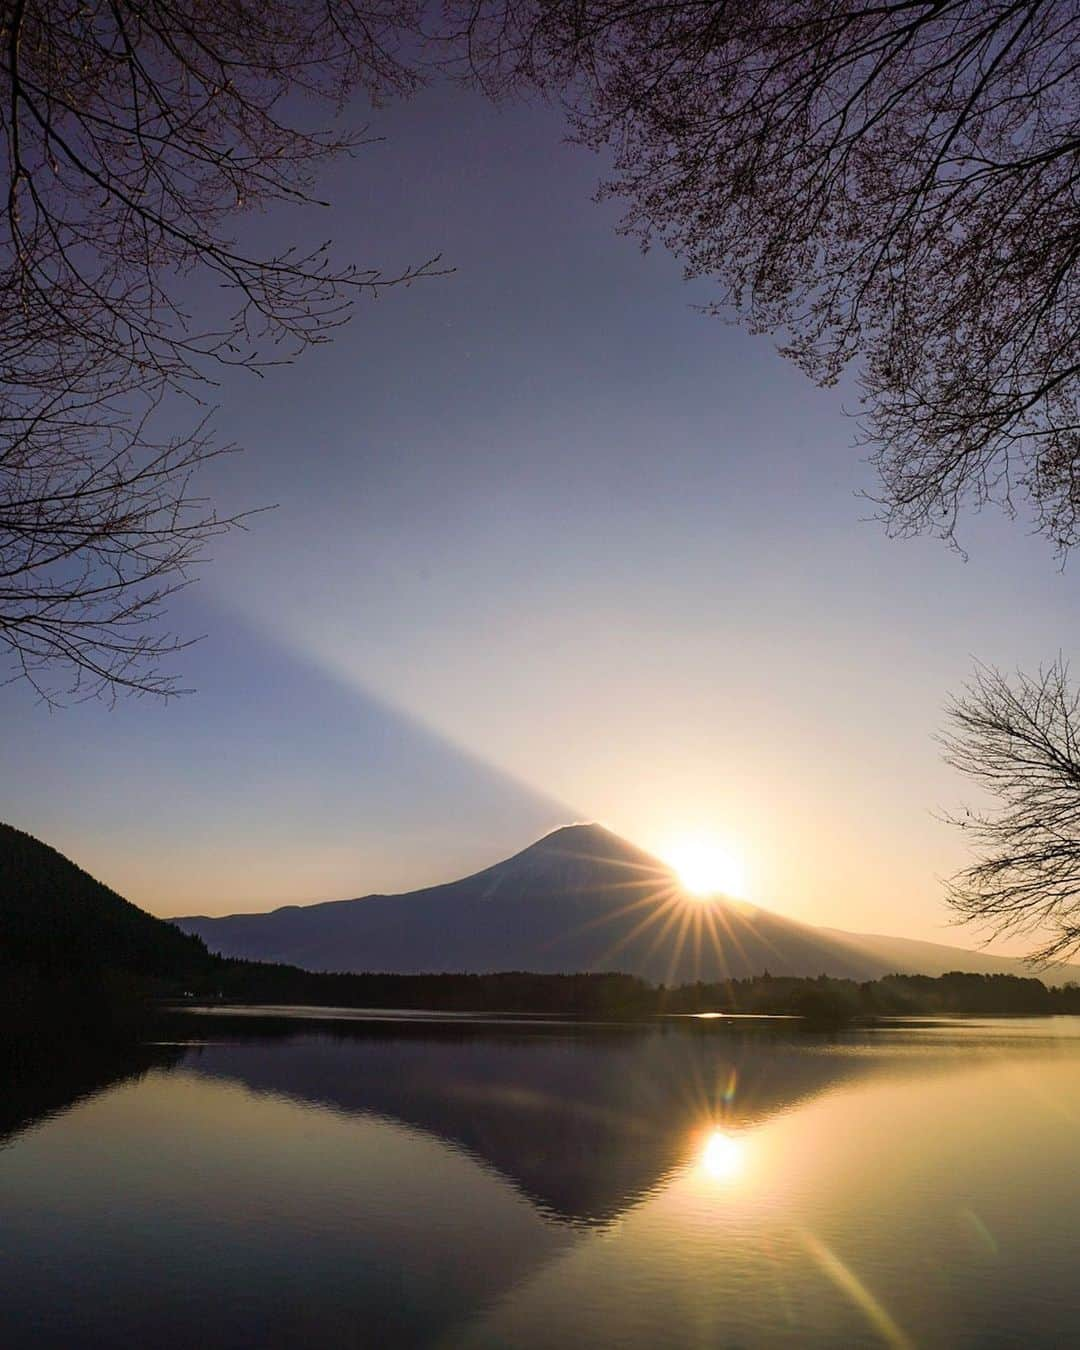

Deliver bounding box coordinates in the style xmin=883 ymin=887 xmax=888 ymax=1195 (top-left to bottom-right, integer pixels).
xmin=522 ymin=827 xmax=778 ymax=985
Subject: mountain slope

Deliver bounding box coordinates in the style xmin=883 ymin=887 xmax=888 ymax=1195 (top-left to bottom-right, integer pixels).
xmin=817 ymin=927 xmax=1063 ymax=980
xmin=176 ymin=823 xmax=1071 ymax=983
xmin=0 ymin=821 xmax=210 ymax=978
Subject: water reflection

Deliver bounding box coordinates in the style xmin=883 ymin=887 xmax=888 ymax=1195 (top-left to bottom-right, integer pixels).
xmin=3 ymin=1014 xmax=1080 ymax=1348
xmin=173 ymin=1018 xmax=896 ymax=1225
xmin=798 ymin=1229 xmax=915 ymax=1350
xmin=698 ymin=1127 xmax=746 ymax=1183
xmin=0 ymin=1039 xmax=182 ymax=1149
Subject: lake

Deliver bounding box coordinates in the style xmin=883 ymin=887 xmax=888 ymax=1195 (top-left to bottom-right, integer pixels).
xmin=3 ymin=1011 xmax=1080 ymax=1347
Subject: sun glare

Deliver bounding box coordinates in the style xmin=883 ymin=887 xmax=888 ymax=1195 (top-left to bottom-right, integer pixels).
xmin=699 ymin=1129 xmax=745 ymax=1182
xmin=665 ymin=836 xmax=747 ymax=899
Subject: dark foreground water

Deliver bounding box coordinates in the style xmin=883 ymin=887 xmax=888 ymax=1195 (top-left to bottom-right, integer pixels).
xmin=3 ymin=1011 xmax=1080 ymax=1348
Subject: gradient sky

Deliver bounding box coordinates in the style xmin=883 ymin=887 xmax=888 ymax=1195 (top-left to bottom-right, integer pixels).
xmin=1 ymin=83 xmax=1074 ymax=950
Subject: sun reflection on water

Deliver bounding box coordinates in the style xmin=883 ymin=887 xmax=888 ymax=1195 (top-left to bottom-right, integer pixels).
xmin=698 ymin=1128 xmax=746 ymax=1183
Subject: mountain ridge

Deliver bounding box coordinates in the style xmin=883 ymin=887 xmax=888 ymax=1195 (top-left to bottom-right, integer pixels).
xmin=174 ymin=823 xmax=1079 ymax=983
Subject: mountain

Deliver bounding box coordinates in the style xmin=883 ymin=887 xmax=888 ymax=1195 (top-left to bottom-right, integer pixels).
xmin=0 ymin=821 xmax=210 ymax=979
xmin=175 ymin=823 xmax=1077 ymax=983
xmin=6 ymin=815 xmax=1069 ymax=988
xmin=815 ymin=926 xmax=1060 ymax=979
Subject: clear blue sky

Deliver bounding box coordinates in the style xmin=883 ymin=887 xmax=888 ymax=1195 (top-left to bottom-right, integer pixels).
xmin=1 ymin=83 xmax=1073 ymax=948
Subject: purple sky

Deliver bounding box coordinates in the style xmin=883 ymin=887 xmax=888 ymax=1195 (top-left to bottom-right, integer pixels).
xmin=1 ymin=83 xmax=1074 ymax=949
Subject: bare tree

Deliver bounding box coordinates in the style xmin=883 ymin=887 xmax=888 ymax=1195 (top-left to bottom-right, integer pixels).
xmin=0 ymin=0 xmax=438 ymax=701
xmin=446 ymin=0 xmax=1080 ymax=554
xmin=941 ymin=660 xmax=1080 ymax=962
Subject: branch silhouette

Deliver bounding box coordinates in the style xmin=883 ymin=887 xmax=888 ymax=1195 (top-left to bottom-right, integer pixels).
xmin=0 ymin=0 xmax=441 ymax=700
xmin=942 ymin=659 xmax=1080 ymax=962
xmin=445 ymin=0 xmax=1080 ymax=555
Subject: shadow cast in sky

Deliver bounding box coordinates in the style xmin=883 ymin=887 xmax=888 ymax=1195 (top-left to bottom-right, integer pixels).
xmin=1 ymin=598 xmax=578 ymax=915
xmin=176 ymin=599 xmax=581 ymax=875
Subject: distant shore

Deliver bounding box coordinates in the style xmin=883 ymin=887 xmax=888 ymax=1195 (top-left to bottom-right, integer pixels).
xmin=155 ymin=967 xmax=1080 ymax=1029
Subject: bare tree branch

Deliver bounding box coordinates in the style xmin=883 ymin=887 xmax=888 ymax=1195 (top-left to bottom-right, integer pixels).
xmin=443 ymin=0 xmax=1080 ymax=555
xmin=941 ymin=659 xmax=1080 ymax=963
xmin=0 ymin=0 xmax=441 ymax=700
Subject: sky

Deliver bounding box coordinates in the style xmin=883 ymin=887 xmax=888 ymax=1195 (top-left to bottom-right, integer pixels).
xmin=1 ymin=82 xmax=1075 ymax=950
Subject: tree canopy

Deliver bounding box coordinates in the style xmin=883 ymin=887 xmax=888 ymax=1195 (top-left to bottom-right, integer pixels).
xmin=449 ymin=0 xmax=1080 ymax=553
xmin=3 ymin=2 xmax=1077 ymax=698
xmin=942 ymin=660 xmax=1080 ymax=962
xmin=0 ymin=0 xmax=436 ymax=700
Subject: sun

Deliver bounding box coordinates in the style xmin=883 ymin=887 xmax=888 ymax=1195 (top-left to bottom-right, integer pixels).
xmin=665 ymin=836 xmax=747 ymax=899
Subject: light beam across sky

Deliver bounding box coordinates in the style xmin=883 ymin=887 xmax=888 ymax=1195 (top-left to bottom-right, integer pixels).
xmin=0 ymin=84 xmax=1073 ymax=951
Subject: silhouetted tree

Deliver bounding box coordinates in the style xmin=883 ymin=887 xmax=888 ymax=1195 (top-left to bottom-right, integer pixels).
xmin=448 ymin=0 xmax=1080 ymax=554
xmin=941 ymin=660 xmax=1080 ymax=962
xmin=0 ymin=0 xmax=437 ymax=700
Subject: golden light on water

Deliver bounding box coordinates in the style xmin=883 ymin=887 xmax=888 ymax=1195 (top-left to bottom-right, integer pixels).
xmin=664 ymin=836 xmax=747 ymax=899
xmin=698 ymin=1129 xmax=745 ymax=1183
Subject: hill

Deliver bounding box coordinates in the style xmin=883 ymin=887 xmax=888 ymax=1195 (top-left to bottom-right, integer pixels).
xmin=174 ymin=823 xmax=1079 ymax=983
xmin=0 ymin=822 xmax=210 ymax=980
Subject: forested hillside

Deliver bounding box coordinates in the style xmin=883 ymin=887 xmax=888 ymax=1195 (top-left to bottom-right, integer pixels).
xmin=0 ymin=822 xmax=211 ymax=979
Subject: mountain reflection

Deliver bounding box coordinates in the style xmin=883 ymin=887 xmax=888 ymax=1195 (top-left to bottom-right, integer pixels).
xmin=174 ymin=1017 xmax=891 ymax=1225
xmin=0 ymin=1040 xmax=182 ymax=1149
xmin=7 ymin=1016 xmax=1080 ymax=1350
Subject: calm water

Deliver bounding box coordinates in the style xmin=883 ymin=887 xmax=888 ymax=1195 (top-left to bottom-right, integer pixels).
xmin=3 ymin=1012 xmax=1080 ymax=1348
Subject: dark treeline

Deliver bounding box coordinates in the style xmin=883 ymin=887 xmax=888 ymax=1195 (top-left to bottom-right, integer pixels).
xmin=210 ymin=963 xmax=652 ymax=1016
xmin=1 ymin=963 xmax=168 ymax=1065
xmin=661 ymin=971 xmax=1080 ymax=1024
xmin=193 ymin=962 xmax=1080 ymax=1024
xmin=9 ymin=958 xmax=1080 ymax=1040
